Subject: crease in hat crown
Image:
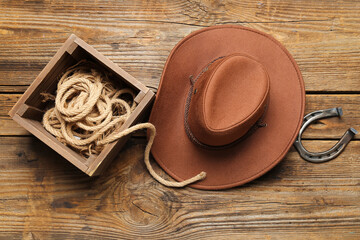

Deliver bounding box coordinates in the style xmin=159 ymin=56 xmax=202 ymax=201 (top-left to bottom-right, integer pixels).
xmin=187 ymin=53 xmax=270 ymax=146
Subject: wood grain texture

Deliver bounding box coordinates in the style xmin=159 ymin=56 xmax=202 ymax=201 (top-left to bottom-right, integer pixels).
xmin=1 ymin=94 xmax=359 ymax=139
xmin=0 ymin=137 xmax=359 ymax=239
xmin=0 ymin=0 xmax=359 ymax=239
xmin=1 ymin=0 xmax=360 ymax=91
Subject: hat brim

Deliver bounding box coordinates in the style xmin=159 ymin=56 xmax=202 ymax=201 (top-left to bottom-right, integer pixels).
xmin=149 ymin=25 xmax=305 ymax=190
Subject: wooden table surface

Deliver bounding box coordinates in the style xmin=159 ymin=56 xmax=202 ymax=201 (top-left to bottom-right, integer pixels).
xmin=1 ymin=1 xmax=359 ymax=239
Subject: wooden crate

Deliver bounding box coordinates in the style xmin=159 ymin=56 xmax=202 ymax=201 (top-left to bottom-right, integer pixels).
xmin=8 ymin=34 xmax=155 ymax=176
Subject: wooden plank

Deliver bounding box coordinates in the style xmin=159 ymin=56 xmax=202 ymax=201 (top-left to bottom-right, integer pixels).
xmin=0 ymin=137 xmax=359 ymax=239
xmin=0 ymin=85 xmax=29 ymax=93
xmin=1 ymin=1 xmax=360 ymax=91
xmin=1 ymin=93 xmax=359 ymax=139
xmin=0 ymin=94 xmax=21 ymax=117
xmin=0 ymin=117 xmax=28 ymax=135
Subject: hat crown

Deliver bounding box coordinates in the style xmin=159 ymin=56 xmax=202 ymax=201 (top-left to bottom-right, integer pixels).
xmin=187 ymin=53 xmax=270 ymax=146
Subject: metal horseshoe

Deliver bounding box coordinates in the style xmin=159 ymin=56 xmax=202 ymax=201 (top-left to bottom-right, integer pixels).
xmin=294 ymin=107 xmax=358 ymax=163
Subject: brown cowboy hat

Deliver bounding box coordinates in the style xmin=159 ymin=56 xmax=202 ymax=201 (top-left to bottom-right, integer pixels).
xmin=149 ymin=25 xmax=305 ymax=190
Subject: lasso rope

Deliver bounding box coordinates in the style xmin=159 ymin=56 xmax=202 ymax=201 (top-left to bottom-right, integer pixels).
xmin=42 ymin=60 xmax=206 ymax=187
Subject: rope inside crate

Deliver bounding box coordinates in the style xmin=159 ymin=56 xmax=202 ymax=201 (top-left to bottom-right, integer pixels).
xmin=42 ymin=60 xmax=206 ymax=188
